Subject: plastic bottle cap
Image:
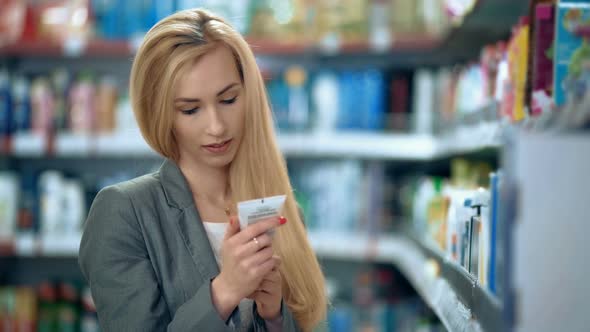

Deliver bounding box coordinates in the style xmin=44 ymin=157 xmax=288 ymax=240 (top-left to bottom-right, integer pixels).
xmin=433 ymin=177 xmax=443 ymax=194
xmin=464 ymin=198 xmax=472 ymax=207
xmin=471 ymin=187 xmax=490 ymax=207
xmin=285 ymin=66 xmax=307 ymax=87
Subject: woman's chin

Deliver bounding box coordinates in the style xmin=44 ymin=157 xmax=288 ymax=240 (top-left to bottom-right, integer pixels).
xmin=201 ymin=153 xmax=236 ymax=169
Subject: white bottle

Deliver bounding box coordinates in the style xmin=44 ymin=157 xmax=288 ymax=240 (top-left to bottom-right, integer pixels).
xmin=471 ymin=188 xmax=490 ymax=280
xmin=413 ymin=69 xmax=435 ymax=135
xmin=479 ymin=204 xmax=491 ymax=286
xmin=62 ymin=179 xmax=86 ymax=236
xmin=446 ymin=188 xmax=473 ymax=262
xmin=39 ymin=171 xmax=64 ymax=236
xmin=312 ymin=72 xmax=339 ymax=133
xmin=0 ymin=172 xmax=19 ymax=241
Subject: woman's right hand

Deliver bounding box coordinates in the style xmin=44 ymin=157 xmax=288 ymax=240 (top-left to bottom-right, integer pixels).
xmin=211 ymin=215 xmax=285 ymax=320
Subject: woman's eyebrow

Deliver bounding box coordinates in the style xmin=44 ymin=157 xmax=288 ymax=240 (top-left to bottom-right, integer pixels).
xmin=174 ymin=82 xmax=240 ymax=102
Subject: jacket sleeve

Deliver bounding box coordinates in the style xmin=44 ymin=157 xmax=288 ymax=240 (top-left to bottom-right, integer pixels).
xmin=252 ymin=300 xmax=302 ymax=332
xmin=78 ymin=185 xmax=233 ymax=332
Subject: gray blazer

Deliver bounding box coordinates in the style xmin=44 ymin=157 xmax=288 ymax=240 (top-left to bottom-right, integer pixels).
xmin=78 ymin=159 xmax=301 ymax=331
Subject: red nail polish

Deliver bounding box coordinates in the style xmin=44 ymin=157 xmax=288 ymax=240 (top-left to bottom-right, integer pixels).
xmin=279 ymin=216 xmax=287 ymax=225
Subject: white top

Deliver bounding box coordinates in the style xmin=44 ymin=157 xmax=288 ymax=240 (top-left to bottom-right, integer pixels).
xmin=202 ymin=221 xmax=228 ymax=267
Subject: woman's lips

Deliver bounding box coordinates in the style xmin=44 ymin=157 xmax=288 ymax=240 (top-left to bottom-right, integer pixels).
xmin=203 ymin=139 xmax=232 ymax=154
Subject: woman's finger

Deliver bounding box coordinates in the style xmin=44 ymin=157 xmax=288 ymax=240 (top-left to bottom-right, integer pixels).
xmin=235 ymin=217 xmax=281 ymax=244
xmin=261 ymin=269 xmax=281 ymax=284
xmin=240 ymin=246 xmax=274 ymax=268
xmin=238 ymin=233 xmax=272 ymax=257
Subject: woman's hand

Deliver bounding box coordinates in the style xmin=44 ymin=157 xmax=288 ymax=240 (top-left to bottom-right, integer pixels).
xmin=211 ymin=216 xmax=284 ymax=320
xmin=248 ymin=260 xmax=283 ymax=320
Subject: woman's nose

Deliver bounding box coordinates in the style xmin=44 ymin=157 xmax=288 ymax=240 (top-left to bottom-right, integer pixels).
xmin=205 ymin=107 xmax=226 ymax=136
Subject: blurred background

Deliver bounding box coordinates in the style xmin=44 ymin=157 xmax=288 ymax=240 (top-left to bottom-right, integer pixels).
xmin=1 ymin=0 xmax=590 ymax=331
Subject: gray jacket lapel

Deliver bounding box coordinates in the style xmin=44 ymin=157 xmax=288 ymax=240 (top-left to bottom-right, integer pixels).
xmin=159 ymin=159 xmax=220 ymax=281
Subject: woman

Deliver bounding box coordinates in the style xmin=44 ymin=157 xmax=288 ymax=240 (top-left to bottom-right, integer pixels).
xmin=78 ymin=8 xmax=327 ymax=332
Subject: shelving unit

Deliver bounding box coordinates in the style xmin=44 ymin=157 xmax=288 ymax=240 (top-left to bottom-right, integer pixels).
xmin=6 ymin=125 xmax=500 ymax=160
xmin=0 ymin=230 xmax=501 ymax=331
xmin=310 ymin=232 xmax=503 ymax=332
xmin=0 ymin=39 xmax=135 ymax=58
xmin=0 ymin=233 xmax=82 ymax=258
xmin=0 ymin=35 xmax=439 ymax=58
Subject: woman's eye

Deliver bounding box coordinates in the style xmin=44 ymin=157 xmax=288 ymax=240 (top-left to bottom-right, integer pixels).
xmin=221 ymin=96 xmax=237 ymax=105
xmin=181 ymin=108 xmax=199 ymax=115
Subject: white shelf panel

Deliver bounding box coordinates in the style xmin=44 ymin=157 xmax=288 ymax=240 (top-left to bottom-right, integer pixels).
xmin=308 ymin=232 xmax=383 ymax=261
xmin=278 ymin=132 xmax=439 ymax=160
xmin=436 ymin=122 xmax=502 ymax=156
xmin=0 ymin=233 xmax=81 ymax=257
xmin=8 ymin=125 xmax=501 ymax=160
xmin=12 ymin=132 xmax=45 ymax=157
xmin=95 ymin=133 xmax=155 ymax=156
xmin=38 ymin=233 xmax=81 ymax=256
xmin=55 ymin=133 xmax=94 ymax=156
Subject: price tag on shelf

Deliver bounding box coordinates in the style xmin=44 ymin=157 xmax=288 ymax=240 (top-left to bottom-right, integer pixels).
xmin=12 ymin=132 xmax=46 ymax=156
xmin=63 ymin=36 xmax=88 ymax=57
xmin=318 ymin=33 xmax=341 ymax=55
xmin=40 ymin=233 xmax=81 ymax=256
xmin=55 ymin=133 xmax=93 ymax=156
xmin=130 ymin=33 xmax=146 ymax=54
xmin=15 ymin=232 xmax=37 ymax=257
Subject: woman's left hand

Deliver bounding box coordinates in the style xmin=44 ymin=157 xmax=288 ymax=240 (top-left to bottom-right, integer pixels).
xmin=248 ymin=256 xmax=283 ymax=320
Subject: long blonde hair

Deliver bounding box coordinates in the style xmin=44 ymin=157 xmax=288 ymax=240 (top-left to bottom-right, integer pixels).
xmin=130 ymin=8 xmax=327 ymax=331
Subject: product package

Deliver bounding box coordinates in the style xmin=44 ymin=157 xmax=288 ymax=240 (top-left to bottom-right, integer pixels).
xmin=531 ymin=3 xmax=556 ymax=115
xmin=554 ymin=0 xmax=590 ymax=107
xmin=11 ymin=75 xmax=31 ymax=134
xmin=507 ymin=17 xmax=530 ymax=121
xmin=0 ymin=172 xmax=19 ymax=242
xmin=0 ymin=69 xmax=11 ymax=153
xmin=237 ymin=195 xmax=287 ymax=234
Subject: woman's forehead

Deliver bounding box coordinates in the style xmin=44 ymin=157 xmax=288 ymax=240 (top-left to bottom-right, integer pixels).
xmin=175 ymin=45 xmax=241 ymax=99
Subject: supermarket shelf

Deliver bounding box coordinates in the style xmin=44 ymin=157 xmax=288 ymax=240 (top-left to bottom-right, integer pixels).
xmin=440 ymin=0 xmax=529 ymax=62
xmin=94 ymin=133 xmax=155 ymax=156
xmin=408 ymin=236 xmax=503 ymax=332
xmin=1 ymin=229 xmax=502 ymax=330
xmin=277 ymin=133 xmax=439 ymax=161
xmin=0 ymin=1 xmax=528 ymax=64
xmin=6 ymin=126 xmax=501 ymax=160
xmin=279 ymin=123 xmax=501 ymax=160
xmin=55 ymin=133 xmax=94 ymax=156
xmin=12 ymin=132 xmax=46 ymax=157
xmin=1 ymin=35 xmax=440 ymax=59
xmin=308 ymin=232 xmax=405 ymax=263
xmin=0 ymin=233 xmax=81 ymax=258
xmin=0 ymin=39 xmax=134 ymax=58
xmin=309 ymin=232 xmax=502 ymax=332
xmin=437 ymin=121 xmax=502 ymax=155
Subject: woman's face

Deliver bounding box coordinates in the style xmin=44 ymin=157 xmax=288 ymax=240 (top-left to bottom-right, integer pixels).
xmin=173 ymin=44 xmax=245 ymax=169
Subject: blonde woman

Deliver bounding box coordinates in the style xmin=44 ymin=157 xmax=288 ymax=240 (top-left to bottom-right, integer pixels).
xmin=78 ymin=8 xmax=326 ymax=332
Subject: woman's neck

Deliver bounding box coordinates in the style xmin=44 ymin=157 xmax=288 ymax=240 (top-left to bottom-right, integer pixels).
xmin=178 ymin=158 xmax=231 ymax=205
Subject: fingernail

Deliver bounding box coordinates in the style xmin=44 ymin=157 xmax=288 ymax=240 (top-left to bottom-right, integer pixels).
xmin=279 ymin=216 xmax=287 ymax=225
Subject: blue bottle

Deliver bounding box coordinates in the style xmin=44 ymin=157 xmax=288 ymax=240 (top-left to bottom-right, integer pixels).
xmin=11 ymin=76 xmax=31 ymax=133
xmin=489 ymin=171 xmax=501 ymax=294
xmin=363 ymin=70 xmax=385 ymax=131
xmin=0 ymin=70 xmax=12 ymax=145
xmin=337 ymin=71 xmax=356 ymax=130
